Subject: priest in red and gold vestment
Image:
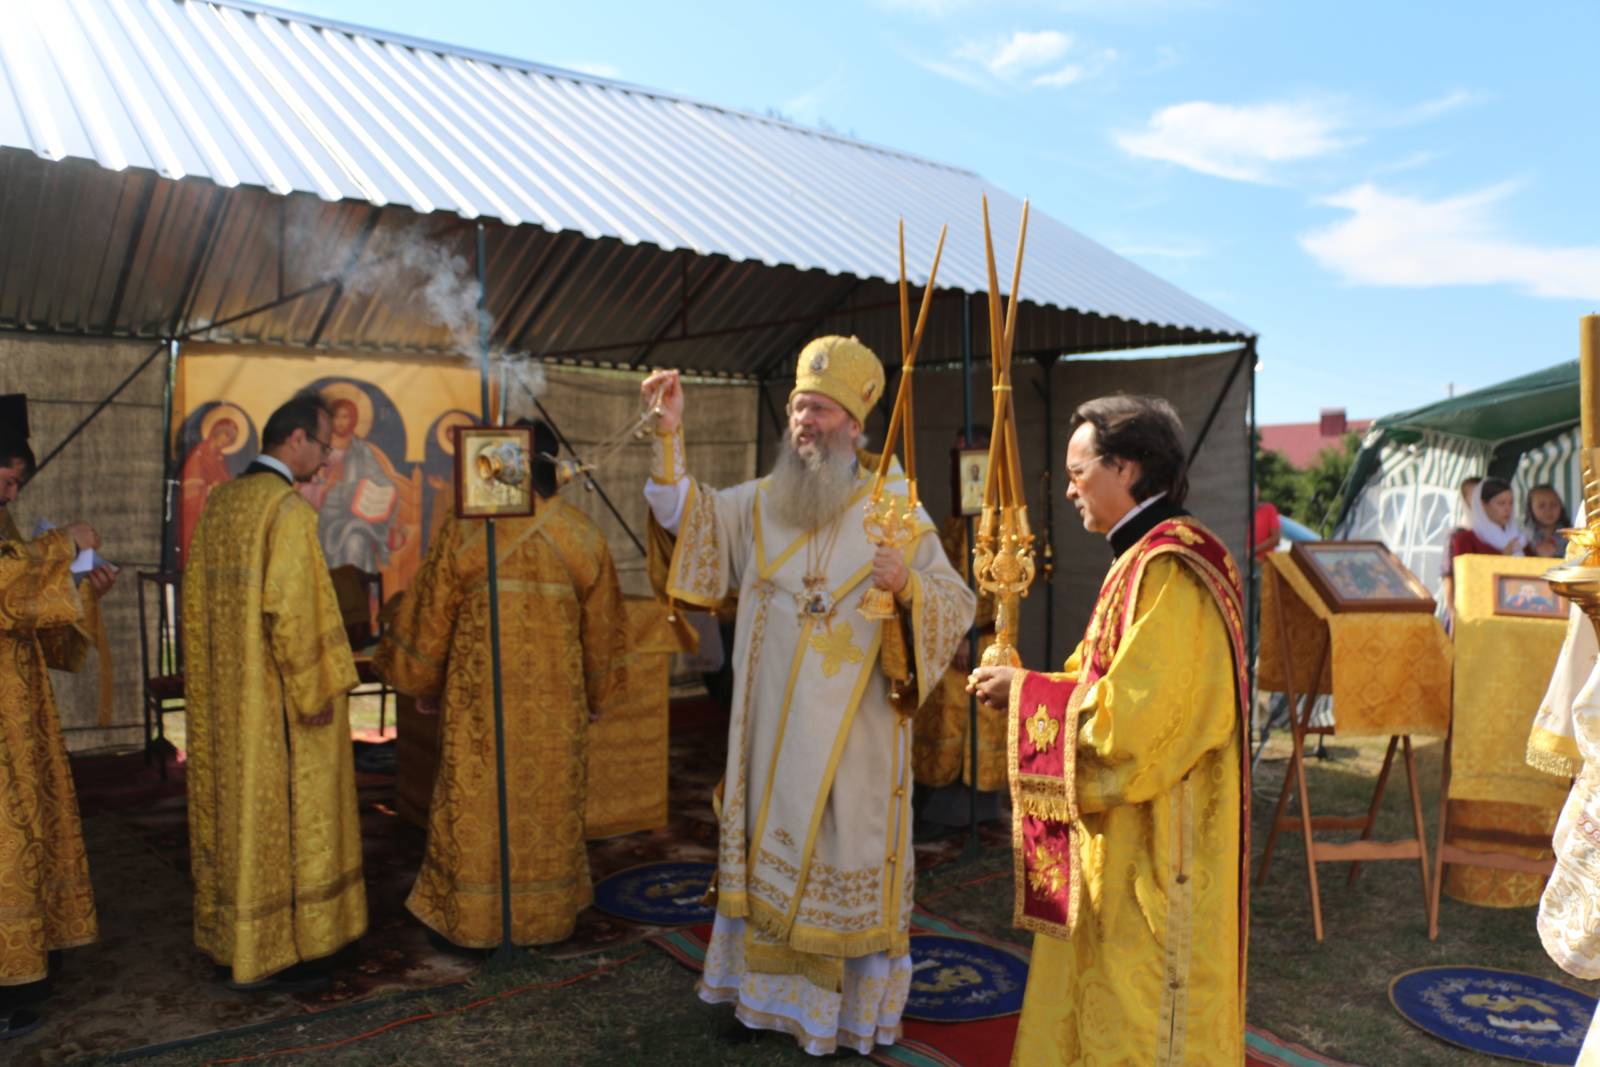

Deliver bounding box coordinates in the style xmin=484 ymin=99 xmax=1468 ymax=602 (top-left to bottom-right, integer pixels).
xmin=971 ymin=394 xmax=1249 ymax=1066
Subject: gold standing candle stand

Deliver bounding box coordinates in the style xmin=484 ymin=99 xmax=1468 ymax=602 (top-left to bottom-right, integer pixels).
xmin=1546 ymin=314 xmax=1600 ymax=638
xmin=859 ymin=219 xmax=948 ymax=620
xmin=973 ymin=196 xmax=1033 ymax=668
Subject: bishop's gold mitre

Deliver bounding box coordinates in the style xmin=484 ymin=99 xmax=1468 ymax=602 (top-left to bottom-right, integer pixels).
xmin=790 ymin=335 xmax=885 ymax=425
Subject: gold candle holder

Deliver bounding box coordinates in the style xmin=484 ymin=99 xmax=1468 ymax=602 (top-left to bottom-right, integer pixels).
xmin=1546 ymin=315 xmax=1600 ymax=641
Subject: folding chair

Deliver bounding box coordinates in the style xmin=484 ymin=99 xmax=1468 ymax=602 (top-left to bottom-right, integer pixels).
xmin=135 ymin=571 xmax=184 ymax=778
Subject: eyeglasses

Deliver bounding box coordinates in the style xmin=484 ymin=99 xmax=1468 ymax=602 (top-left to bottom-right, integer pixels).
xmin=306 ymin=432 xmax=333 ymax=457
xmin=1065 ymin=455 xmax=1106 ymax=485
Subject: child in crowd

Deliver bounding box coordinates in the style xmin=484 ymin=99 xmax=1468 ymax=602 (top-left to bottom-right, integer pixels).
xmin=1523 ymin=483 xmax=1570 ymax=558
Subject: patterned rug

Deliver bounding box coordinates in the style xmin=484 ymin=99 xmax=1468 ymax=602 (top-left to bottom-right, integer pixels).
xmin=591 ymin=861 xmax=717 ymax=926
xmin=652 ymin=911 xmax=1357 ymax=1067
xmin=1389 ymin=966 xmax=1597 ymax=1065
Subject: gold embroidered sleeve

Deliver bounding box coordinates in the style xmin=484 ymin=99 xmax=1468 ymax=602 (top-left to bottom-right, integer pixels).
xmin=1075 ymin=557 xmax=1238 ymax=812
xmin=373 ymin=519 xmax=465 ymax=699
xmin=262 ymin=496 xmax=359 ymax=721
xmin=0 ymin=530 xmax=80 ymax=633
xmin=662 ymin=478 xmax=758 ymax=610
xmin=650 ymin=426 xmax=686 ymax=484
xmin=905 ymin=523 xmax=978 ymax=707
xmin=1527 ymin=607 xmax=1593 ymax=778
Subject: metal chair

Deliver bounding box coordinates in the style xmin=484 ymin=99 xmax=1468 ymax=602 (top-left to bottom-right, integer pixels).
xmin=135 ymin=571 xmax=184 ymax=778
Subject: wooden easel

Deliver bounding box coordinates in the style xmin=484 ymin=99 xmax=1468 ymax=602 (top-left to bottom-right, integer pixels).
xmin=1255 ymin=563 xmax=1435 ymax=941
xmin=1428 ymin=719 xmax=1558 ymax=940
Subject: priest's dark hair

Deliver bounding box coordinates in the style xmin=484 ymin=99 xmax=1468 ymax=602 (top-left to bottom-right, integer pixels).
xmin=262 ymin=390 xmax=333 ymax=449
xmin=0 ymin=434 xmax=35 ymax=478
xmin=512 ymin=417 xmax=560 ymax=499
xmin=1069 ymin=394 xmax=1189 ymax=507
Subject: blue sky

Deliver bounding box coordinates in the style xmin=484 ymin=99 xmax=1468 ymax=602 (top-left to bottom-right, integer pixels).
xmin=296 ymin=0 xmax=1597 ymax=425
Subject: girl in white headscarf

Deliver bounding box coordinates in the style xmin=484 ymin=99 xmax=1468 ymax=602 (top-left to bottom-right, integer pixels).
xmin=1441 ymin=477 xmax=1522 ymax=627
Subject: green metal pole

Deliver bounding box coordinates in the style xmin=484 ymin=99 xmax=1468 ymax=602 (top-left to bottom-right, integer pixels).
xmin=476 ymin=222 xmax=517 ymax=965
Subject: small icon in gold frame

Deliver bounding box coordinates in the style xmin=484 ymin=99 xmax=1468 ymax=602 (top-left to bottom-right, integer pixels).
xmin=453 ymin=426 xmax=534 ymax=519
xmin=957 ymin=448 xmax=990 ymax=517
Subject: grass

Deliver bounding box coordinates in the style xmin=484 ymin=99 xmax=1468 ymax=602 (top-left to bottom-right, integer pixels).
xmin=159 ymin=693 xmax=395 ymax=754
xmin=1247 ymin=732 xmax=1589 ymax=1066
xmin=106 ymin=731 xmax=1593 ymax=1066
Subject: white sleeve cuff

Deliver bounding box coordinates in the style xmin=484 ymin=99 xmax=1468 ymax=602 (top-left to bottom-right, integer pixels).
xmin=644 ymin=476 xmax=689 ymax=534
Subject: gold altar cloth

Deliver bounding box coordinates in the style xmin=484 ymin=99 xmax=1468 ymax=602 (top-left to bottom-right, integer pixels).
xmin=1256 ymin=551 xmax=1451 ymax=738
xmin=1443 ymin=555 xmax=1568 ymax=908
xmin=1449 ymin=556 xmax=1570 ymax=808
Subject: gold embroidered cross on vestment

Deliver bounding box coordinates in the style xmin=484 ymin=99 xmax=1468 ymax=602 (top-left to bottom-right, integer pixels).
xmin=810 ymin=620 xmax=865 ymax=678
xmin=1027 ymin=703 xmax=1060 ymax=753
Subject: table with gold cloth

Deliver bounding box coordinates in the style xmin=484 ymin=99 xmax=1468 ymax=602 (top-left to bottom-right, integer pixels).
xmin=396 ymin=597 xmax=685 ymax=839
xmin=1257 ymin=552 xmax=1453 ymax=739
xmin=1256 ymin=550 xmax=1452 ymax=939
xmin=1443 ymin=555 xmax=1570 ymax=908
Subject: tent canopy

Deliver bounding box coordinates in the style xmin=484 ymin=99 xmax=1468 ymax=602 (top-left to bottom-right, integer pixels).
xmin=1365 ymin=361 xmax=1578 ymax=447
xmin=1337 ymin=360 xmax=1577 ymax=529
xmin=0 ymin=0 xmax=1251 ymax=372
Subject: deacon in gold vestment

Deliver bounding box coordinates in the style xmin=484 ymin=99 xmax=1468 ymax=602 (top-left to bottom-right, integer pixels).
xmin=972 ymin=396 xmax=1248 ymax=1066
xmin=0 ymin=446 xmax=110 ymax=1020
xmin=374 ymin=419 xmax=628 ymax=948
xmin=183 ymin=393 xmax=366 ymax=986
xmin=642 ymin=339 xmax=975 ymax=1057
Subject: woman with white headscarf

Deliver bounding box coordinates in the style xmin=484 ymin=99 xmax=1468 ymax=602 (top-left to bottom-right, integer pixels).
xmin=1441 ymin=477 xmax=1524 ymax=627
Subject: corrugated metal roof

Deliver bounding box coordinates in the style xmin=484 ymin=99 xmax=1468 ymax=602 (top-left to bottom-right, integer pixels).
xmin=0 ymin=0 xmax=1253 ymax=350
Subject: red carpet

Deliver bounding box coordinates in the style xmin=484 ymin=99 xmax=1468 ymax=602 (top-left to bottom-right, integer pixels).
xmin=649 ymin=918 xmax=1356 ymax=1067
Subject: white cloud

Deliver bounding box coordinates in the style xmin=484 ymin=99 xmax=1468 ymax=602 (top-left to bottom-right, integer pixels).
xmin=957 ymin=29 xmax=1073 ymax=78
xmin=1114 ymin=99 xmax=1353 ymax=183
xmin=920 ymin=30 xmax=1113 ymax=92
xmin=1388 ymin=88 xmax=1475 ymax=126
xmin=1300 ymin=182 xmax=1600 ymax=301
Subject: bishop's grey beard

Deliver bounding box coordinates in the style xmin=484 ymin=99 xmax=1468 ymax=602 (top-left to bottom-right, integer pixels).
xmin=766 ymin=426 xmax=861 ymax=531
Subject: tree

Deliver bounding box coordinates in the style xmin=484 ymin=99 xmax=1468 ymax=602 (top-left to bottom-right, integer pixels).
xmin=1296 ymin=433 xmax=1360 ymax=535
xmin=1254 ymin=433 xmax=1300 ymax=517
xmin=1253 ymin=432 xmax=1361 ymax=536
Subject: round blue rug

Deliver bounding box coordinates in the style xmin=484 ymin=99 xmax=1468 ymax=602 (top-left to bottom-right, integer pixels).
xmin=904 ymin=934 xmax=1029 ymax=1022
xmin=1389 ymin=966 xmax=1597 ymax=1064
xmin=591 ymin=861 xmax=716 ymax=926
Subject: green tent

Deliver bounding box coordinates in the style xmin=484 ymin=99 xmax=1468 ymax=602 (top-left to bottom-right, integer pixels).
xmin=1335 ymin=360 xmax=1578 ymax=592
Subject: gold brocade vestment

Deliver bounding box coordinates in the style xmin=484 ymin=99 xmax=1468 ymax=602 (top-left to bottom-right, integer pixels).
xmin=651 ymin=459 xmax=974 ymax=1040
xmin=183 ymin=471 xmax=366 ymax=984
xmin=1012 ymin=549 xmax=1244 ymax=1067
xmin=374 ymin=499 xmax=627 ymax=947
xmin=912 ymin=516 xmax=999 ymax=789
xmin=0 ymin=514 xmax=98 ymax=985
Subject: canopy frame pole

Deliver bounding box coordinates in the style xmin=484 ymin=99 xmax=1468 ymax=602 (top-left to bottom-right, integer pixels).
xmin=526 ymin=394 xmax=648 ymax=559
xmin=1185 ymin=344 xmax=1252 ymax=472
xmin=30 ymin=339 xmax=168 ymax=483
xmin=959 ymin=290 xmax=983 ymax=864
xmin=1032 ymin=355 xmax=1057 ymax=659
xmin=475 ymin=222 xmax=518 ymax=966
xmin=1246 ymin=337 xmax=1259 ymax=744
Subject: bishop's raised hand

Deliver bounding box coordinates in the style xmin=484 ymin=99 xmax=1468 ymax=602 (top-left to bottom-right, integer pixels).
xmin=641 ymin=369 xmax=684 ymax=434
